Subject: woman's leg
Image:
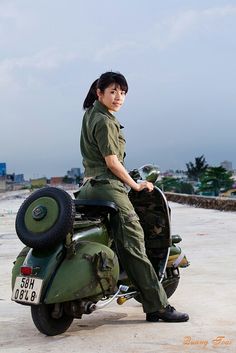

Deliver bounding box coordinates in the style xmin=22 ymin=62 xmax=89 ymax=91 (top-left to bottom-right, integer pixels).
xmin=77 ymin=179 xmax=169 ymax=312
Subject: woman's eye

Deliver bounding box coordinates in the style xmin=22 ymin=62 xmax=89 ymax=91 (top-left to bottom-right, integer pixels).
xmin=109 ymin=90 xmax=126 ymax=96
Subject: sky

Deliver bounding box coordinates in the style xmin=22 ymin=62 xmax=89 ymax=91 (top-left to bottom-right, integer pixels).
xmin=1 ymin=0 xmax=236 ymax=179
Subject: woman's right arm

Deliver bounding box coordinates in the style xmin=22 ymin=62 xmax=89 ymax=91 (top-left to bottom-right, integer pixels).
xmin=105 ymin=155 xmax=154 ymax=192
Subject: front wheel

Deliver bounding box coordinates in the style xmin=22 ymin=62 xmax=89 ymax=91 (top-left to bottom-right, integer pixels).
xmin=162 ymin=276 xmax=179 ymax=298
xmin=31 ymin=304 xmax=73 ymax=336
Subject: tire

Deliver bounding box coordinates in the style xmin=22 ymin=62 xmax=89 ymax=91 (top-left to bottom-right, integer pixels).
xmin=15 ymin=187 xmax=75 ymax=250
xmin=162 ymin=277 xmax=179 ymax=298
xmin=31 ymin=304 xmax=73 ymax=336
xmin=134 ymin=273 xmax=179 ymax=304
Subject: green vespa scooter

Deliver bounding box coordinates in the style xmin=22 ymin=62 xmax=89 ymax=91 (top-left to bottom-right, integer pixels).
xmin=11 ymin=165 xmax=189 ymax=336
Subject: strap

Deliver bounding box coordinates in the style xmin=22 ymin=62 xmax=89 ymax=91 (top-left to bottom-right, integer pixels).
xmin=172 ymin=252 xmax=185 ymax=268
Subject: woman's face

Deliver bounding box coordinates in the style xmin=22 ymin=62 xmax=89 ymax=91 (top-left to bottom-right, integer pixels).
xmin=97 ymin=84 xmax=126 ymax=113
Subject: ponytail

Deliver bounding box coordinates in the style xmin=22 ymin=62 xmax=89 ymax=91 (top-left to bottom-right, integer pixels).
xmin=83 ymin=79 xmax=98 ymax=110
xmin=83 ymin=72 xmax=128 ymax=110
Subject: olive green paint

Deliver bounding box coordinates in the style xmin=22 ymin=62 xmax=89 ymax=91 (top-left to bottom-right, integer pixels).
xmin=45 ymin=241 xmax=119 ymax=304
xmin=24 ymin=197 xmax=59 ymax=233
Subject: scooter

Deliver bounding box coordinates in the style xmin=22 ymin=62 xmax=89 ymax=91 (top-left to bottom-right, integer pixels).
xmin=11 ymin=165 xmax=189 ymax=336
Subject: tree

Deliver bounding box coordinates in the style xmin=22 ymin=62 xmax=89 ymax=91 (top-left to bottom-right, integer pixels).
xmin=156 ymin=177 xmax=179 ymax=192
xmin=199 ymin=166 xmax=234 ymax=196
xmin=156 ymin=177 xmax=194 ymax=194
xmin=178 ymin=182 xmax=194 ymax=194
xmin=186 ymin=155 xmax=208 ymax=181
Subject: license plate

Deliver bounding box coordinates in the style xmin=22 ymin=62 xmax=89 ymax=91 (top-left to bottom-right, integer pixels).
xmin=12 ymin=276 xmax=43 ymax=305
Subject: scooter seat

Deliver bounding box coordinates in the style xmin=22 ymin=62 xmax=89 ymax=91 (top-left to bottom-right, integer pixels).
xmin=74 ymin=199 xmax=119 ymax=216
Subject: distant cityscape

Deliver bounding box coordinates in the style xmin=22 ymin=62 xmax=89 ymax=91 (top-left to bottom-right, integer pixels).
xmin=0 ymin=160 xmax=235 ymax=194
xmin=0 ymin=162 xmax=83 ymax=191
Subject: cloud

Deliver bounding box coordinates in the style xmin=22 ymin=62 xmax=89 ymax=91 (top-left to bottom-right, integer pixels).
xmin=0 ymin=1 xmax=19 ymax=20
xmin=203 ymin=5 xmax=236 ymax=18
xmin=94 ymin=40 xmax=138 ymax=62
xmin=0 ymin=47 xmax=80 ymax=71
xmin=87 ymin=4 xmax=236 ymax=61
xmin=1 ymin=3 xmax=236 ymax=90
xmin=0 ymin=48 xmax=81 ymax=90
xmin=150 ymin=5 xmax=236 ymax=49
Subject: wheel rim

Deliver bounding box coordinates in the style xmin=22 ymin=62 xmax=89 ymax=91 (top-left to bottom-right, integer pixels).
xmin=24 ymin=197 xmax=60 ymax=233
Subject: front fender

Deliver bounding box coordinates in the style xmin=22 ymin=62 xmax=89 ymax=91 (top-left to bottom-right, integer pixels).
xmin=168 ymin=244 xmax=189 ymax=268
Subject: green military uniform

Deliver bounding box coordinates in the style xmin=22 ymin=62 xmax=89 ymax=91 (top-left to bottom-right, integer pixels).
xmin=77 ymin=100 xmax=169 ymax=313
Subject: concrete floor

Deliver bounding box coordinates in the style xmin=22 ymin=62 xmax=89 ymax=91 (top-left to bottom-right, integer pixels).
xmin=0 ymin=196 xmax=235 ymax=353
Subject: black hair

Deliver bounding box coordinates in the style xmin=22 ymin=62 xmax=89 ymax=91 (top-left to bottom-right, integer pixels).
xmin=83 ymin=71 xmax=128 ymax=110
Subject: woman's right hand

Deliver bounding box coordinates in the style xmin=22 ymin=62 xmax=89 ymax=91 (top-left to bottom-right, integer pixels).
xmin=104 ymin=155 xmax=155 ymax=193
xmin=135 ymin=181 xmax=154 ymax=193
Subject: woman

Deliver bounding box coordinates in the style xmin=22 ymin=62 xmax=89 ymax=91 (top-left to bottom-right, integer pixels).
xmin=77 ymin=71 xmax=189 ymax=322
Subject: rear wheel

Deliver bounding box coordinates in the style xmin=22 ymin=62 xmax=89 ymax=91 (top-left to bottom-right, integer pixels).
xmin=31 ymin=304 xmax=73 ymax=336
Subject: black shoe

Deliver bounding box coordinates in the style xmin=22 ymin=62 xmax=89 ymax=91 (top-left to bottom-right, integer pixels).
xmin=146 ymin=305 xmax=189 ymax=322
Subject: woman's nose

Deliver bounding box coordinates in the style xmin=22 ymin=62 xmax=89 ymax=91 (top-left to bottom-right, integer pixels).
xmin=115 ymin=92 xmax=123 ymax=100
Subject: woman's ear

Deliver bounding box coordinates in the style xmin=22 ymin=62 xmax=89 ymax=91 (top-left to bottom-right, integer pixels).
xmin=96 ymin=88 xmax=102 ymax=98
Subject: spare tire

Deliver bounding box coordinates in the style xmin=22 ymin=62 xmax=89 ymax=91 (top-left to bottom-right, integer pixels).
xmin=15 ymin=187 xmax=75 ymax=250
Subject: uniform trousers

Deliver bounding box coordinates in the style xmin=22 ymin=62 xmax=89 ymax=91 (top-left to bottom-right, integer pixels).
xmin=77 ymin=178 xmax=169 ymax=313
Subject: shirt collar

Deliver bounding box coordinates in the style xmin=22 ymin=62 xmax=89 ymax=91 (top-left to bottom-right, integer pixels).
xmin=93 ymin=100 xmax=116 ymax=119
xmin=93 ymin=100 xmax=124 ymax=129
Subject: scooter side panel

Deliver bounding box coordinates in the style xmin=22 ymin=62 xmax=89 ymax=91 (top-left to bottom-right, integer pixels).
xmin=45 ymin=241 xmax=119 ymax=304
xmin=72 ymin=224 xmax=109 ymax=245
xmin=12 ymin=244 xmax=65 ymax=302
xmin=11 ymin=246 xmax=30 ymax=289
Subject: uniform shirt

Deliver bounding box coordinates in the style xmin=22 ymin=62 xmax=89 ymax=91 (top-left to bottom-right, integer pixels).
xmin=80 ymin=100 xmax=126 ymax=177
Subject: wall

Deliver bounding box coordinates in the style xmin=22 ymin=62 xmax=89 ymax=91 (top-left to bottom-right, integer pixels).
xmin=165 ymin=192 xmax=236 ymax=212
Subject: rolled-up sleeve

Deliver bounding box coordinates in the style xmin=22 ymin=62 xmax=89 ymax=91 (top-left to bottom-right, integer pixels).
xmin=94 ymin=117 xmax=120 ymax=157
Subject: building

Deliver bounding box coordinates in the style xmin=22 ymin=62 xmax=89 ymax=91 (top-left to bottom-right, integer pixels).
xmin=220 ymin=160 xmax=233 ymax=171
xmin=0 ymin=163 xmax=26 ymax=191
xmin=0 ymin=163 xmax=6 ymax=176
xmin=0 ymin=163 xmax=7 ymax=191
xmin=0 ymin=176 xmax=6 ymax=191
xmin=14 ymin=174 xmax=25 ymax=183
xmin=67 ymin=167 xmax=82 ymax=179
xmin=50 ymin=177 xmax=64 ymax=186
